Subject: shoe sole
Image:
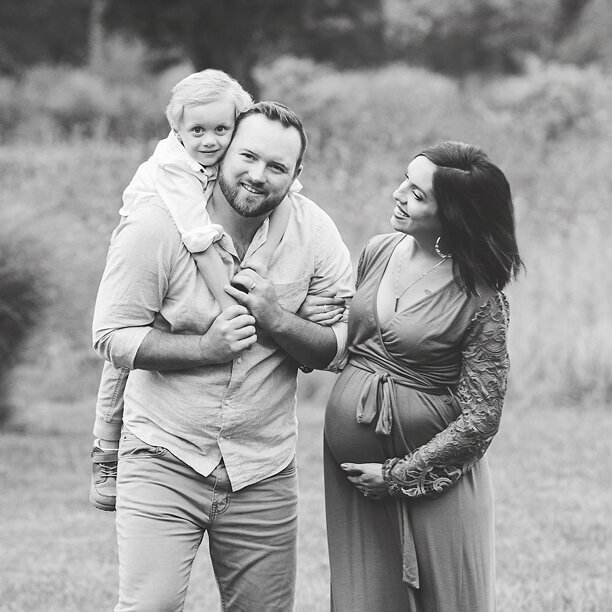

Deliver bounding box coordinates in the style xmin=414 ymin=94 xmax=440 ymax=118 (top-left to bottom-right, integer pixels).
xmin=89 ymin=488 xmax=116 ymax=512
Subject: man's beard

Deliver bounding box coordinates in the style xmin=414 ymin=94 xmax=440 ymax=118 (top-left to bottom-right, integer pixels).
xmin=218 ymin=172 xmax=287 ymax=218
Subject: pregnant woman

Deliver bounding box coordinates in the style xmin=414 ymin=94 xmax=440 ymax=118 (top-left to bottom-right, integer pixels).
xmin=324 ymin=142 xmax=523 ymax=611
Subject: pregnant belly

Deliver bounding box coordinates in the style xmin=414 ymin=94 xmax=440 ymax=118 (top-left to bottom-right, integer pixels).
xmin=324 ymin=366 xmax=388 ymax=466
xmin=325 ymin=364 xmax=461 ymax=466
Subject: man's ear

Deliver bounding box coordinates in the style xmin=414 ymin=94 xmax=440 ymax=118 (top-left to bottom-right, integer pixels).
xmin=294 ymin=165 xmax=303 ymax=180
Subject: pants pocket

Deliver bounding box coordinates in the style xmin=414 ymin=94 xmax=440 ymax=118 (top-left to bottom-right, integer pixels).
xmin=119 ymin=430 xmax=168 ymax=459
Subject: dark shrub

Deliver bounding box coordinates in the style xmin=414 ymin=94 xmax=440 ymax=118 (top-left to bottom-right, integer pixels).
xmin=0 ymin=239 xmax=44 ymax=425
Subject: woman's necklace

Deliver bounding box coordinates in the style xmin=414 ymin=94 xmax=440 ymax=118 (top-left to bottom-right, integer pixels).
xmin=393 ymin=242 xmax=449 ymax=312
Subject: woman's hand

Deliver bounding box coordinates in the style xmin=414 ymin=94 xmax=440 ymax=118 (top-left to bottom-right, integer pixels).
xmin=341 ymin=462 xmax=389 ymax=500
xmin=297 ymin=291 xmax=345 ymax=326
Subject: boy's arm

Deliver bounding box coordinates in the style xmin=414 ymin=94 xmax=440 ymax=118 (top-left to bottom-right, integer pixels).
xmin=156 ymin=164 xmax=238 ymax=309
xmin=92 ymin=204 xmax=254 ymax=372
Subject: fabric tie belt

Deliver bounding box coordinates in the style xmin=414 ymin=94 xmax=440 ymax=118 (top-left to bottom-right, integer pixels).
xmin=349 ymin=356 xmax=455 ymax=589
xmin=355 ymin=368 xmax=396 ymax=436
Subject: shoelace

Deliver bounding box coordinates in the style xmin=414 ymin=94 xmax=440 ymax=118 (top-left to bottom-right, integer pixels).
xmin=99 ymin=462 xmax=118 ymax=478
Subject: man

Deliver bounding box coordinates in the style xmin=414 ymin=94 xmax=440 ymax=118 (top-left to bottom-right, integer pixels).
xmin=92 ymin=101 xmax=353 ymax=611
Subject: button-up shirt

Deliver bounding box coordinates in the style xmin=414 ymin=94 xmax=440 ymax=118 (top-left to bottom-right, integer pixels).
xmin=92 ymin=192 xmax=353 ymax=490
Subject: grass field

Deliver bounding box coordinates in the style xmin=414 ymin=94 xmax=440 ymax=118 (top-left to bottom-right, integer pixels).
xmin=1 ymin=394 xmax=610 ymax=611
xmin=1 ymin=62 xmax=611 ymax=610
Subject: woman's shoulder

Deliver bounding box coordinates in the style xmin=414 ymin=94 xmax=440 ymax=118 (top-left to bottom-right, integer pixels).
xmin=361 ymin=232 xmax=403 ymax=258
xmin=463 ymin=288 xmax=510 ymax=342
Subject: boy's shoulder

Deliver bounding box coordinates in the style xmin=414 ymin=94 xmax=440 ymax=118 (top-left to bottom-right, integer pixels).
xmin=151 ymin=131 xmax=203 ymax=175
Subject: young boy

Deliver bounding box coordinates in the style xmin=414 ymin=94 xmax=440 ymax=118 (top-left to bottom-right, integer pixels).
xmin=90 ymin=69 xmax=296 ymax=511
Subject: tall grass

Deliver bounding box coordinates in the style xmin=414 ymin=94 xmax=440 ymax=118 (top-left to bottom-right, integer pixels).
xmin=0 ymin=58 xmax=610 ymax=411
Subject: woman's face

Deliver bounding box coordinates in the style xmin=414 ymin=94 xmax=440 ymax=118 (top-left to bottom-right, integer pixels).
xmin=391 ymin=156 xmax=442 ymax=238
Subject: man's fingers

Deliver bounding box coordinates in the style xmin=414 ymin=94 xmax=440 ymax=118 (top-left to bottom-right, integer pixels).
xmin=225 ymin=284 xmax=250 ymax=304
xmin=232 ymin=269 xmax=262 ymax=292
xmin=219 ymin=304 xmax=251 ymax=318
xmin=240 ymin=260 xmax=268 ymax=277
xmin=234 ymin=325 xmax=256 ymax=340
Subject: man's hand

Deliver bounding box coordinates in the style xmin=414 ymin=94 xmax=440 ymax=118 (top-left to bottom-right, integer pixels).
xmin=224 ymin=262 xmax=285 ymax=333
xmin=341 ymin=462 xmax=389 ymax=500
xmin=201 ymin=305 xmax=257 ymax=362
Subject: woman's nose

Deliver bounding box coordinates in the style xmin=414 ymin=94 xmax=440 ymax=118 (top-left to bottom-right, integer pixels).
xmin=393 ymin=183 xmax=407 ymax=203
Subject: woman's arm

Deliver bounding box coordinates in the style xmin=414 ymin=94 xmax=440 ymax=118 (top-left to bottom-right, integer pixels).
xmin=381 ymin=293 xmax=511 ymax=498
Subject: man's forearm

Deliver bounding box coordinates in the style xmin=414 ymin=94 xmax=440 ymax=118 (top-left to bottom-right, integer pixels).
xmin=133 ymin=329 xmax=218 ymax=370
xmin=267 ymin=309 xmax=337 ymax=370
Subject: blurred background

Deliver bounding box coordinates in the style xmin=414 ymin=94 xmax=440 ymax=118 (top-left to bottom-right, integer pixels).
xmin=0 ymin=1 xmax=610 ymax=610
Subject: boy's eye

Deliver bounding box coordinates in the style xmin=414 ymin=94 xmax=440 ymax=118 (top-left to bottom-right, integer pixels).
xmin=215 ymin=126 xmax=229 ymax=134
xmin=193 ymin=127 xmax=204 ymax=134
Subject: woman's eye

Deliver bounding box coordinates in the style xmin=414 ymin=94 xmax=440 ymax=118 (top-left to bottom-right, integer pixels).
xmin=412 ymin=191 xmax=422 ymax=201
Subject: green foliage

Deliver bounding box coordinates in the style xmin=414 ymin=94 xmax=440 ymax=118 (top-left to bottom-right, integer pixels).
xmin=0 ymin=238 xmax=44 ymax=424
xmin=384 ymin=0 xmax=559 ymax=74
xmin=1 ymin=59 xmax=610 ymax=419
xmin=0 ymin=0 xmax=91 ymax=74
xmin=0 ymin=46 xmax=187 ymax=141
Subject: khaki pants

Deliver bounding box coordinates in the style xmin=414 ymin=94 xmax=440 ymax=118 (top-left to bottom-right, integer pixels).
xmin=114 ymin=430 xmax=298 ymax=612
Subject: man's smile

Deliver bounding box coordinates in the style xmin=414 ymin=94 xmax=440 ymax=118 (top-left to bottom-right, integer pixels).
xmin=240 ymin=182 xmax=265 ymax=195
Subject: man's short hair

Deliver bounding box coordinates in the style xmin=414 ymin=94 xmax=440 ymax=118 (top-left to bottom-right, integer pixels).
xmin=235 ymin=101 xmax=308 ymax=175
xmin=165 ymin=69 xmax=253 ymax=131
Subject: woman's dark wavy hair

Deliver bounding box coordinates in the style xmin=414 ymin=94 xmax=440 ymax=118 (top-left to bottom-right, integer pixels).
xmin=417 ymin=141 xmax=524 ymax=295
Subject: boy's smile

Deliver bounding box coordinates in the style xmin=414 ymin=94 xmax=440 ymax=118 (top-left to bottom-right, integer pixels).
xmin=176 ymin=97 xmax=236 ymax=167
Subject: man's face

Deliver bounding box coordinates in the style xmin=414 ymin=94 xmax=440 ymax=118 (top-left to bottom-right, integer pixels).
xmin=218 ymin=114 xmax=302 ymax=218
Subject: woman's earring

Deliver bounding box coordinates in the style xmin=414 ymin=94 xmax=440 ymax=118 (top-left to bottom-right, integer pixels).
xmin=435 ymin=236 xmax=450 ymax=259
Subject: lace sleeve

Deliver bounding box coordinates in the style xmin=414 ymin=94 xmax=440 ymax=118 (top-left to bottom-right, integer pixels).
xmin=382 ymin=292 xmax=510 ymax=498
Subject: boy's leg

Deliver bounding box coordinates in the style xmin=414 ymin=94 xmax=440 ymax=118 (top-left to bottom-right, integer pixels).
xmin=208 ymin=459 xmax=299 ymax=612
xmin=114 ymin=430 xmax=210 ymax=612
xmin=90 ymin=361 xmax=129 ymax=511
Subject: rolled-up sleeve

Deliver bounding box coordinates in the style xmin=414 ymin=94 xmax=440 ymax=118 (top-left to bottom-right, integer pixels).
xmin=92 ymin=201 xmax=179 ymax=369
xmin=310 ymin=208 xmax=354 ymax=371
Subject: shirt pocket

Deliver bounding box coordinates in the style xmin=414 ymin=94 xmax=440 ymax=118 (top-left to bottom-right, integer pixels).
xmin=273 ymin=276 xmax=310 ymax=312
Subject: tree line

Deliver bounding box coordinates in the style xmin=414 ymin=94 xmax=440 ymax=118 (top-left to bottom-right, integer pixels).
xmin=0 ymin=0 xmax=609 ymax=95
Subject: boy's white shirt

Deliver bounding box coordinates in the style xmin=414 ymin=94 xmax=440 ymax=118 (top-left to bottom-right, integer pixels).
xmin=119 ymin=130 xmax=302 ymax=254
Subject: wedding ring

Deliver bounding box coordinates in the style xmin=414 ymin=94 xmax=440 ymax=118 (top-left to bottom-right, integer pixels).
xmin=249 ymin=281 xmax=257 ymax=291
xmin=362 ymin=492 xmax=368 ymax=497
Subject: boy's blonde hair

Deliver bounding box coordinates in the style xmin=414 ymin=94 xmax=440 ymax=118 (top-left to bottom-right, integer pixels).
xmin=165 ymin=69 xmax=253 ymax=130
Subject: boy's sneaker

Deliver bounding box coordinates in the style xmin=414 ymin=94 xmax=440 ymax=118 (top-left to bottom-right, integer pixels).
xmin=89 ymin=444 xmax=118 ymax=511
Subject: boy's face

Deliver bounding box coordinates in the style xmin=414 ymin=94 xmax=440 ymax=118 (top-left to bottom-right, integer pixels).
xmin=176 ymin=97 xmax=236 ymax=167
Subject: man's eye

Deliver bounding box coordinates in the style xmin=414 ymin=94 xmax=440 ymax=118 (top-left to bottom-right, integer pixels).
xmin=241 ymin=153 xmax=255 ymax=160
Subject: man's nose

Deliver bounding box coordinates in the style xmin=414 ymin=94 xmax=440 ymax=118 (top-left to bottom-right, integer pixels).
xmin=247 ymin=163 xmax=266 ymax=184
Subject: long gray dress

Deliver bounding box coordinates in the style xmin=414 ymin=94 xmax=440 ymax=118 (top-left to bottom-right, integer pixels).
xmin=324 ymin=233 xmax=510 ymax=612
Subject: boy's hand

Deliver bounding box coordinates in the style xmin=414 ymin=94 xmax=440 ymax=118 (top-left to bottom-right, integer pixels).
xmin=297 ymin=291 xmax=345 ymax=326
